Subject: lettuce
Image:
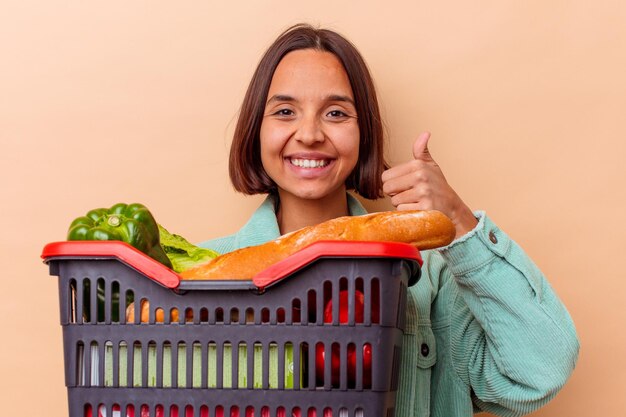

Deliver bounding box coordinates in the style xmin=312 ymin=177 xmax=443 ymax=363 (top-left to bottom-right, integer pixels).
xmin=158 ymin=224 xmax=219 ymax=273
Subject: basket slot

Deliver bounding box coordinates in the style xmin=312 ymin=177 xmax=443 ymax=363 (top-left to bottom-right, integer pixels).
xmin=208 ymin=342 xmax=218 ymax=388
xmin=223 ymin=342 xmax=233 ymax=388
xmin=75 ymin=341 xmax=84 ymax=386
xmin=152 ymin=307 xmax=162 ymax=324
xmin=66 ymin=279 xmax=76 ymax=325
xmin=178 ymin=342 xmax=187 ymax=388
xmin=363 ymin=343 xmax=373 ymax=391
xmin=82 ymin=341 xmax=92 ymax=386
xmin=75 ymin=279 xmax=84 ymax=324
xmin=307 ymin=341 xmax=316 ymax=389
xmin=112 ymin=281 xmax=122 ymax=323
xmin=242 ymin=308 xmax=252 ymax=324
xmin=317 ymin=342 xmax=326 ymax=389
xmin=291 ymin=299 xmax=301 ymax=324
xmin=323 ymin=281 xmax=333 ymax=324
xmin=347 ymin=278 xmax=355 ymax=325
xmin=97 ymin=340 xmax=106 ymax=385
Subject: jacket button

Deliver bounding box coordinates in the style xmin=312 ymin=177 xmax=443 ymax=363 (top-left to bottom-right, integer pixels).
xmin=489 ymin=230 xmax=498 ymax=244
xmin=420 ymin=343 xmax=430 ymax=357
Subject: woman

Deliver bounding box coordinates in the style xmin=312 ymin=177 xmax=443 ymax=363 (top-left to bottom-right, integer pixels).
xmin=200 ymin=24 xmax=579 ymax=417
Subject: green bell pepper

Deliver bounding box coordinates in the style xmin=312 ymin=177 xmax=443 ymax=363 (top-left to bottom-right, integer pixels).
xmin=67 ymin=203 xmax=173 ymax=323
xmin=67 ymin=202 xmax=173 ymax=269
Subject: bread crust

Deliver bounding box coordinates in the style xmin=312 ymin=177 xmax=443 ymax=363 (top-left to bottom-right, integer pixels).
xmin=180 ymin=210 xmax=456 ymax=280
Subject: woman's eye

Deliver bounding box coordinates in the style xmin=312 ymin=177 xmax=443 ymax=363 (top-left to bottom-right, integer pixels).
xmin=327 ymin=110 xmax=348 ymax=118
xmin=274 ymin=109 xmax=294 ymax=116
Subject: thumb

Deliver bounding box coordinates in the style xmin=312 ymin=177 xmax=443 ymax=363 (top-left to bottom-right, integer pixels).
xmin=412 ymin=131 xmax=432 ymax=160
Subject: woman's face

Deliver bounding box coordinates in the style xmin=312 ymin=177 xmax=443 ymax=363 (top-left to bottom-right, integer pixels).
xmin=260 ymin=49 xmax=360 ymax=204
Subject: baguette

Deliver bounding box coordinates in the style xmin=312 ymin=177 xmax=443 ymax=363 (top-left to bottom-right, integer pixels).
xmin=180 ymin=210 xmax=456 ymax=281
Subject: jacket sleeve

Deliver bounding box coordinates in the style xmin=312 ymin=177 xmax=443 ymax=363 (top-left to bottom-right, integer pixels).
xmin=437 ymin=212 xmax=579 ymax=416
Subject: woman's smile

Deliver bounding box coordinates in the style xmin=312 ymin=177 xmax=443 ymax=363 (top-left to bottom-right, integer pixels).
xmin=288 ymin=158 xmax=331 ymax=169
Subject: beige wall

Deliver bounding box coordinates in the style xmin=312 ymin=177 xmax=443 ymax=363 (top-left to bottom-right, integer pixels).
xmin=1 ymin=1 xmax=624 ymax=415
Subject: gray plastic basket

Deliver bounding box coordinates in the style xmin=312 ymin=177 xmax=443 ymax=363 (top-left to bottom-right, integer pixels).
xmin=42 ymin=240 xmax=421 ymax=417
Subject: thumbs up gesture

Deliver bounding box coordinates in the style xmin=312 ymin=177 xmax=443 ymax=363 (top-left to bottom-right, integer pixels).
xmin=382 ymin=132 xmax=477 ymax=239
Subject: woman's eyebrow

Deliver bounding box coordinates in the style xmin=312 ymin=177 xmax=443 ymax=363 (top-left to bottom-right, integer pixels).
xmin=326 ymin=94 xmax=355 ymax=105
xmin=266 ymin=94 xmax=355 ymax=106
xmin=266 ymin=94 xmax=295 ymax=105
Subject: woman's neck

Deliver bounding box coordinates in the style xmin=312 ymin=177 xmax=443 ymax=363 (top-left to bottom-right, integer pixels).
xmin=275 ymin=189 xmax=350 ymax=234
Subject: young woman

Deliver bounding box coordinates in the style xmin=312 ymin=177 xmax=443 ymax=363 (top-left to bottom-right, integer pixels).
xmin=200 ymin=24 xmax=579 ymax=417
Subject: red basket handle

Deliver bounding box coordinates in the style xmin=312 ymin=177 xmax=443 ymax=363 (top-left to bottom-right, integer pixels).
xmin=253 ymin=240 xmax=422 ymax=291
xmin=41 ymin=241 xmax=181 ymax=289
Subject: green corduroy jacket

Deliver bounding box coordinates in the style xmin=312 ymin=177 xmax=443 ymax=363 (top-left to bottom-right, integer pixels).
xmin=199 ymin=194 xmax=579 ymax=417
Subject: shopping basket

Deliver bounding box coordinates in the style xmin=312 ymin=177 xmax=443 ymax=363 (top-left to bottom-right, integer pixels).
xmin=42 ymin=239 xmax=422 ymax=417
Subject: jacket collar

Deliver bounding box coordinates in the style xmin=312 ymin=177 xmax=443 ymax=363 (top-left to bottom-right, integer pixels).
xmin=234 ymin=193 xmax=368 ymax=248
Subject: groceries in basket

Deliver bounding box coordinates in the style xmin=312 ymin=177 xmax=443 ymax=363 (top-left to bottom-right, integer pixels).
xmin=68 ymin=202 xmax=454 ymax=280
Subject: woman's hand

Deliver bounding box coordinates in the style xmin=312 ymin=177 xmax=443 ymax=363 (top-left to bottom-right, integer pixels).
xmin=382 ymin=132 xmax=478 ymax=239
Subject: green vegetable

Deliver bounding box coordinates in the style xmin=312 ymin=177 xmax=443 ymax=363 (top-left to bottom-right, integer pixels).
xmin=67 ymin=202 xmax=172 ymax=323
xmin=159 ymin=224 xmax=219 ymax=273
xmin=66 ymin=202 xmax=218 ymax=322
xmin=67 ymin=202 xmax=172 ymax=269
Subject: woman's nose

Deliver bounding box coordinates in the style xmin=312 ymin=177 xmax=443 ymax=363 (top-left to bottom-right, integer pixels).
xmin=294 ymin=115 xmax=324 ymax=145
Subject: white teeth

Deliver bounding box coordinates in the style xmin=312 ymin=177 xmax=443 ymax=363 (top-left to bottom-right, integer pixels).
xmin=290 ymin=158 xmax=329 ymax=168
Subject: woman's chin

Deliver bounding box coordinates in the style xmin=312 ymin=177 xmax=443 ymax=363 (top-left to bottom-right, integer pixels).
xmin=278 ymin=184 xmax=346 ymax=204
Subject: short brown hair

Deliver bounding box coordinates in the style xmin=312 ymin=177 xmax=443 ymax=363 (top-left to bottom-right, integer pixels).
xmin=229 ymin=23 xmax=386 ymax=199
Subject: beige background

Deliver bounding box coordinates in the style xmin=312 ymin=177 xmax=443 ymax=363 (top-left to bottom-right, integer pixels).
xmin=1 ymin=1 xmax=625 ymax=415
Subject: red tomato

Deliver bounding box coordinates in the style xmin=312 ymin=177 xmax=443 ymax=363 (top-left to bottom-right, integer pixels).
xmin=318 ymin=290 xmax=373 ymax=387
xmin=323 ymin=290 xmax=364 ymax=324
